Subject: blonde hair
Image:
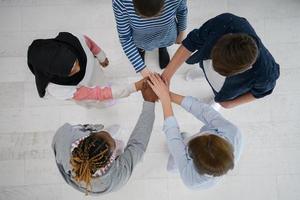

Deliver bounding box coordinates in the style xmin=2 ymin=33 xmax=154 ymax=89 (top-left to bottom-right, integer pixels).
xmin=70 ymin=133 xmax=112 ymax=194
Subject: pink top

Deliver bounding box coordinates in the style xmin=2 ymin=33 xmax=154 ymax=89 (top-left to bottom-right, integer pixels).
xmin=73 ymin=86 xmax=113 ymax=101
xmin=83 ymin=35 xmax=102 ymax=56
xmin=72 ymin=35 xmax=112 ymax=101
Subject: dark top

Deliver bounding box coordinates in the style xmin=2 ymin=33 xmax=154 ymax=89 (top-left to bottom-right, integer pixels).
xmin=182 ymin=13 xmax=280 ymax=102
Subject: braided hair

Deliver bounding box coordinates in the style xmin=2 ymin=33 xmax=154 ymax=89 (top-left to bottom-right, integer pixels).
xmin=70 ymin=132 xmax=112 ymax=194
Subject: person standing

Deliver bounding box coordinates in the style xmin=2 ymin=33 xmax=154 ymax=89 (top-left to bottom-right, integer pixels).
xmin=113 ymin=0 xmax=188 ymax=77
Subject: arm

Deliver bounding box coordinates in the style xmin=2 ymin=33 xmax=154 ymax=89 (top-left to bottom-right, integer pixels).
xmin=72 ymin=78 xmax=147 ymax=101
xmin=112 ymin=0 xmax=148 ymax=74
xmin=73 ymin=79 xmax=145 ymax=101
xmin=178 ymin=94 xmax=238 ymax=134
xmin=162 ymin=19 xmax=215 ymax=82
xmin=147 ymin=74 xmax=197 ymax=186
xmin=175 ymin=0 xmax=188 ymax=44
xmin=172 ymin=90 xmax=222 ymax=126
xmin=219 ymin=92 xmax=256 ymax=109
xmin=147 ymin=74 xmax=188 ymax=169
xmin=115 ymin=101 xmax=155 ymax=183
xmin=161 ymin=45 xmax=192 ymax=82
xmin=83 ymin=35 xmax=107 ymax=65
xmin=176 ymin=0 xmax=188 ymax=32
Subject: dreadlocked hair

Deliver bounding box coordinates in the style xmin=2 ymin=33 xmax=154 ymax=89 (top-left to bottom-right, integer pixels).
xmin=70 ymin=132 xmax=112 ymax=194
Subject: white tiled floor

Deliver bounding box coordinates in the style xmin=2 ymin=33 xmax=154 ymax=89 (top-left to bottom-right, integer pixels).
xmin=0 ymin=0 xmax=300 ymax=200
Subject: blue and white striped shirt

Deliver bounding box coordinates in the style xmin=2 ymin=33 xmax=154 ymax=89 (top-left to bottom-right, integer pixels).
xmin=113 ymin=0 xmax=188 ymax=73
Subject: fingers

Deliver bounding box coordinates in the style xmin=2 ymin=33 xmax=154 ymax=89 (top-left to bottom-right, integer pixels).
xmin=146 ymin=80 xmax=155 ymax=90
xmin=149 ymin=73 xmax=165 ymax=88
xmin=148 ymin=73 xmax=160 ymax=86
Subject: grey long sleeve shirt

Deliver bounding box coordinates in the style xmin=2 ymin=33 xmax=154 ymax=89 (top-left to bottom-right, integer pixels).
xmin=52 ymin=101 xmax=155 ymax=195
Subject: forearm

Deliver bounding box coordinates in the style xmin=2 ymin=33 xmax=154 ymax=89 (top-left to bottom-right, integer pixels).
xmin=116 ymin=101 xmax=155 ymax=181
xmin=163 ymin=117 xmax=189 ymax=172
xmin=73 ymin=84 xmax=136 ymax=101
xmin=128 ymin=101 xmax=155 ymax=144
xmin=170 ymin=92 xmax=185 ymax=105
xmin=162 ymin=100 xmax=174 ymax=119
xmin=111 ymin=84 xmax=137 ymax=99
xmin=124 ymin=101 xmax=155 ymax=165
xmin=219 ymin=93 xmax=256 ymax=109
xmin=164 ymin=45 xmax=192 ymax=78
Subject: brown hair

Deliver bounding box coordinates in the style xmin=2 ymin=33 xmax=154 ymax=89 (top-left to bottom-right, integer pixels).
xmin=70 ymin=133 xmax=112 ymax=194
xmin=211 ymin=33 xmax=259 ymax=76
xmin=188 ymin=134 xmax=234 ymax=177
xmin=133 ymin=0 xmax=164 ymax=18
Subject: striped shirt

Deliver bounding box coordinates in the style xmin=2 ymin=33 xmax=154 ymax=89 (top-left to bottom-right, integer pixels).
xmin=113 ymin=0 xmax=188 ymax=73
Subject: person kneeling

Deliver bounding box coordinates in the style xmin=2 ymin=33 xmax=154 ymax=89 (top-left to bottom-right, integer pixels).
xmin=147 ymin=73 xmax=243 ymax=189
xmin=52 ymin=81 xmax=158 ymax=195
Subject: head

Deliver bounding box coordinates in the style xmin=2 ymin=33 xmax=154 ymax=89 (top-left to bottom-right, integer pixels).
xmin=70 ymin=131 xmax=115 ymax=193
xmin=211 ymin=33 xmax=259 ymax=76
xmin=27 ymin=39 xmax=79 ymax=97
xmin=133 ymin=0 xmax=164 ymax=18
xmin=188 ymin=134 xmax=234 ymax=177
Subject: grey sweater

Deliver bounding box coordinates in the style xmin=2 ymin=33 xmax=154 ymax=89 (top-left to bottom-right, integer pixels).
xmin=52 ymin=101 xmax=155 ymax=195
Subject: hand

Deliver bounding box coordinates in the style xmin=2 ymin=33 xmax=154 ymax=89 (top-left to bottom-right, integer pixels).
xmin=135 ymin=77 xmax=147 ymax=91
xmin=140 ymin=67 xmax=151 ymax=78
xmin=176 ymin=31 xmax=185 ymax=44
xmin=141 ymin=79 xmax=158 ymax=103
xmin=147 ymin=73 xmax=171 ymax=104
xmin=100 ymin=58 xmax=109 ymax=67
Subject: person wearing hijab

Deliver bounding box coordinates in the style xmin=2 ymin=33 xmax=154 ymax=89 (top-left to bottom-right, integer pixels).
xmin=27 ymin=32 xmax=145 ymax=105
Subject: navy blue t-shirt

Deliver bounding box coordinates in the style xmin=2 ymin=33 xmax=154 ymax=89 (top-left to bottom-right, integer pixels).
xmin=182 ymin=13 xmax=280 ymax=102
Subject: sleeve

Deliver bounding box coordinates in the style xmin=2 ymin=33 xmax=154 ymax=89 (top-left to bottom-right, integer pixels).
xmin=113 ymin=0 xmax=146 ymax=73
xmin=73 ymin=84 xmax=137 ymax=101
xmin=181 ymin=20 xmax=213 ymax=52
xmin=113 ymin=101 xmax=155 ymax=184
xmin=83 ymin=35 xmax=107 ymax=63
xmin=250 ymin=60 xmax=280 ymax=99
xmin=73 ymin=86 xmax=113 ymax=101
xmin=163 ymin=116 xmax=190 ymax=173
xmin=46 ymin=83 xmax=77 ymax=100
xmin=176 ymin=0 xmax=188 ymax=32
xmin=250 ymin=79 xmax=277 ymax=99
xmin=181 ymin=96 xmax=238 ymax=134
xmin=182 ymin=13 xmax=234 ymax=52
xmin=163 ymin=116 xmax=214 ymax=189
xmin=111 ymin=83 xmax=137 ymax=99
xmin=181 ymin=96 xmax=243 ymax=168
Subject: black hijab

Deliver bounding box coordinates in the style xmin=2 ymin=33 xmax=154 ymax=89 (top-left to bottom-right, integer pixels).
xmin=27 ymin=32 xmax=87 ymax=97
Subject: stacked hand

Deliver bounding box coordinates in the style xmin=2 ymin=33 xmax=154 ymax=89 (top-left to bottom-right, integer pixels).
xmin=140 ymin=78 xmax=158 ymax=103
xmin=147 ymin=73 xmax=171 ymax=104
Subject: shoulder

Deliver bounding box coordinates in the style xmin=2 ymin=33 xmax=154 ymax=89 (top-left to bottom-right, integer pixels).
xmin=253 ymin=45 xmax=280 ymax=82
xmin=113 ymin=0 xmax=130 ymax=10
xmin=210 ymin=13 xmax=244 ymax=24
xmin=52 ymin=123 xmax=73 ymax=147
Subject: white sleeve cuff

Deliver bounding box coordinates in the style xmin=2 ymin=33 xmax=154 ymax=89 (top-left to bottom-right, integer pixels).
xmin=96 ymin=50 xmax=107 ymax=63
xmin=111 ymin=83 xmax=136 ymax=99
